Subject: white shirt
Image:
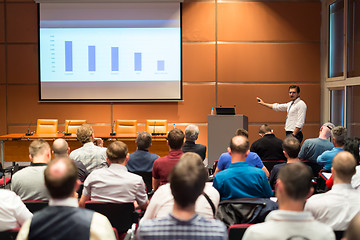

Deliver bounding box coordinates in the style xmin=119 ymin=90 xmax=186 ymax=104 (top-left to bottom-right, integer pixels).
xmin=272 ymin=97 xmax=307 ymax=131
xmin=351 ymin=165 xmax=360 ymax=189
xmin=69 ymin=142 xmax=107 ymax=173
xmin=140 ymin=182 xmax=220 ymax=224
xmin=83 ymin=164 xmax=148 ymax=206
xmin=305 ymin=184 xmax=360 ymax=230
xmin=243 ymin=210 xmax=335 ymax=240
xmin=0 ymin=189 xmax=32 ymax=231
xmin=16 ymin=197 xmax=116 ymax=240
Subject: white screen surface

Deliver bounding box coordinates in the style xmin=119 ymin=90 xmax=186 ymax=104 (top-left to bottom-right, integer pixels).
xmin=39 ymin=3 xmax=181 ymax=101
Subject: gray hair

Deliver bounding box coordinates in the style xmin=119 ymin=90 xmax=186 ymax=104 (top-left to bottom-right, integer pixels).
xmin=185 ymin=125 xmax=199 ymax=142
xmin=322 ymin=122 xmax=335 ymax=139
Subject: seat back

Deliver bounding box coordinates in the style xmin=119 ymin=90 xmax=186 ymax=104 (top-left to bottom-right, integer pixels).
xmin=146 ymin=120 xmax=167 ymax=134
xmin=0 ymin=228 xmax=20 ymax=240
xmin=85 ymin=201 xmax=138 ymax=234
xmin=228 ymin=224 xmax=252 ymax=240
xmin=334 ymin=231 xmax=344 ymax=240
xmin=65 ymin=120 xmax=87 ymax=134
xmin=23 ymin=200 xmax=49 ymax=213
xmin=262 ymin=160 xmax=286 ymax=173
xmin=132 ymin=171 xmax=152 ymax=194
xmin=115 ymin=120 xmax=137 ymax=135
xmin=36 ymin=119 xmax=58 ymax=134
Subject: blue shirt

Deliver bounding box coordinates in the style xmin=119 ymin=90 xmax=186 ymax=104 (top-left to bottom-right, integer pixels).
xmin=317 ymin=147 xmax=344 ymax=171
xmin=217 ymin=152 xmax=264 ymax=170
xmin=126 ymin=150 xmax=159 ymax=173
xmin=298 ymin=138 xmax=334 ymax=162
xmin=213 ymin=162 xmax=273 ymax=200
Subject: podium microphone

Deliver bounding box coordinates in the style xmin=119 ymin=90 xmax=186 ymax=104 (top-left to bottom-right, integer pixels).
xmin=152 ymin=121 xmax=157 ymax=136
xmin=110 ymin=121 xmax=116 ymax=136
xmin=25 ymin=122 xmax=33 ymax=136
xmin=64 ymin=121 xmax=72 ymax=136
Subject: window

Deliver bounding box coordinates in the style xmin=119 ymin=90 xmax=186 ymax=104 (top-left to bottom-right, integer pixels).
xmin=346 ymin=85 xmax=360 ymax=137
xmin=330 ymin=89 xmax=345 ymax=126
xmin=348 ymin=0 xmax=360 ymax=77
xmin=329 ymin=0 xmax=344 ymax=78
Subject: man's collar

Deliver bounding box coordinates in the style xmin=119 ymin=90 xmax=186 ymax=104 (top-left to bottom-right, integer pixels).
xmin=30 ymin=162 xmax=48 ymax=166
xmin=49 ymin=197 xmax=79 ymax=207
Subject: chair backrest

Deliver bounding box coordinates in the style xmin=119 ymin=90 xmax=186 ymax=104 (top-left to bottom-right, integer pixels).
xmin=228 ymin=224 xmax=252 ymax=240
xmin=85 ymin=201 xmax=138 ymax=234
xmin=334 ymin=231 xmax=344 ymax=240
xmin=0 ymin=228 xmax=20 ymax=240
xmin=115 ymin=120 xmax=137 ymax=135
xmin=36 ymin=119 xmax=58 ymax=134
xmin=23 ymin=200 xmax=49 ymax=213
xmin=132 ymin=171 xmax=152 ymax=194
xmin=65 ymin=120 xmax=87 ymax=134
xmin=146 ymin=120 xmax=167 ymax=134
xmin=262 ymin=160 xmax=286 ymax=173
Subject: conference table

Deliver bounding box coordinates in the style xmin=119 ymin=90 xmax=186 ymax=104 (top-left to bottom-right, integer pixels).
xmin=0 ymin=133 xmax=168 ymax=166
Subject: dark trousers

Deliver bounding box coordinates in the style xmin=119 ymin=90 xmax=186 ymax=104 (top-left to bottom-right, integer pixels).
xmin=286 ymin=131 xmax=303 ymax=143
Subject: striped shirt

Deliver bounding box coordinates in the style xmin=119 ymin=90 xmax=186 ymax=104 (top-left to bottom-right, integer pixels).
xmin=137 ymin=213 xmax=227 ymax=240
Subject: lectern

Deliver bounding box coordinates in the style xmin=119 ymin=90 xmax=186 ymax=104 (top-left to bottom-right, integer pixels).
xmin=207 ymin=115 xmax=248 ymax=168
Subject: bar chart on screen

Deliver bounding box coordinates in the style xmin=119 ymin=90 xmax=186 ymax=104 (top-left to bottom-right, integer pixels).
xmin=40 ymin=28 xmax=180 ymax=82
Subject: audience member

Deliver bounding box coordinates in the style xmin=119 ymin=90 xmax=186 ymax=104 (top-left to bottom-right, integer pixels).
xmin=298 ymin=122 xmax=335 ymax=162
xmin=182 ymin=125 xmax=207 ymax=160
xmin=79 ymin=141 xmax=148 ymax=210
xmin=269 ymin=137 xmax=301 ymax=189
xmin=317 ymin=126 xmax=347 ymax=171
xmin=243 ymin=162 xmax=335 ymax=240
xmin=214 ymin=128 xmax=269 ymax=177
xmin=16 ymin=157 xmax=116 ymax=240
xmin=141 ymin=153 xmax=219 ymax=222
xmin=11 ymin=139 xmax=51 ymax=200
xmin=126 ymin=132 xmax=159 ymax=173
xmin=213 ymin=135 xmax=273 ymax=200
xmin=0 ymin=189 xmax=32 ymax=231
xmin=69 ymin=124 xmax=107 ymax=173
xmin=305 ymin=151 xmax=360 ymax=231
xmin=343 ymin=213 xmax=360 ymax=240
xmin=152 ymin=128 xmax=184 ymax=191
xmin=137 ymin=152 xmax=227 ymax=240
xmin=53 ymin=138 xmax=89 ymax=182
xmin=250 ymin=124 xmax=286 ymax=161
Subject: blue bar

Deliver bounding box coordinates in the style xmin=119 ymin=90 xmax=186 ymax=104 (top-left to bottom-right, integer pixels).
xmin=157 ymin=60 xmax=165 ymax=71
xmin=134 ymin=52 xmax=142 ymax=71
xmin=88 ymin=46 xmax=96 ymax=72
xmin=111 ymin=47 xmax=119 ymax=71
xmin=65 ymin=41 xmax=73 ymax=72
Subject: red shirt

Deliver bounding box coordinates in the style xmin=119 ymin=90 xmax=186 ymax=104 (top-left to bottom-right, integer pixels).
xmin=152 ymin=149 xmax=183 ymax=185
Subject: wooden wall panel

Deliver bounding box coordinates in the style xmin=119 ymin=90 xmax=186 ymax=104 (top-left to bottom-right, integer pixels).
xmin=6 ymin=3 xmax=37 ymax=43
xmin=182 ymin=2 xmax=215 ymax=42
xmin=7 ymin=44 xmax=38 ymax=84
xmin=0 ymin=4 xmax=4 ymax=42
xmin=217 ymin=84 xmax=320 ymax=123
xmin=0 ymin=86 xmax=6 ymax=135
xmin=218 ymin=43 xmax=320 ymax=83
xmin=183 ymin=43 xmax=215 ymax=82
xmin=0 ymin=45 xmax=4 ymax=83
xmin=218 ymin=2 xmax=321 ymax=42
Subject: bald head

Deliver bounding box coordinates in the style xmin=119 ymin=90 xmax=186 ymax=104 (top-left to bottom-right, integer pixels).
xmin=332 ymin=151 xmax=357 ymax=183
xmin=228 ymin=136 xmax=249 ymax=163
xmin=52 ymin=139 xmax=69 ymax=157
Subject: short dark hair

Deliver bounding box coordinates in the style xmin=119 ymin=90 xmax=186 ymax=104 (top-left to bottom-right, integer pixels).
xmin=76 ymin=124 xmax=94 ymax=144
xmin=289 ymin=85 xmax=300 ymax=93
xmin=167 ymin=128 xmax=184 ymax=150
xmin=278 ymin=162 xmax=312 ymax=200
xmin=282 ymin=137 xmax=300 ymax=158
xmin=169 ymin=152 xmax=208 ymax=208
xmin=44 ymin=157 xmax=78 ymax=199
xmin=235 ymin=128 xmax=248 ymax=138
xmin=230 ymin=136 xmax=249 ymax=154
xmin=136 ymin=132 xmax=152 ymax=150
xmin=344 ymin=138 xmax=360 ymax=164
xmin=106 ymin=141 xmax=128 ymax=163
xmin=29 ymin=139 xmax=50 ymax=158
xmin=332 ymin=126 xmax=347 ymax=146
xmin=259 ymin=124 xmax=272 ymax=134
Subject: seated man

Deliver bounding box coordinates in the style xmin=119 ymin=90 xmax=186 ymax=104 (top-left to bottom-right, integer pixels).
xmin=152 ymin=128 xmax=184 ymax=191
xmin=141 ymin=153 xmax=220 ymax=222
xmin=79 ymin=141 xmax=148 ymax=210
xmin=137 ymin=152 xmax=227 ymax=240
xmin=214 ymin=128 xmax=269 ymax=177
xmin=11 ymin=139 xmax=51 ymax=200
xmin=243 ymin=162 xmax=335 ymax=240
xmin=250 ymin=124 xmax=286 ymax=161
xmin=305 ymin=151 xmax=360 ymax=231
xmin=16 ymin=157 xmax=116 ymax=240
xmin=52 ymin=138 xmax=89 ymax=182
xmin=317 ymin=126 xmax=347 ymax=171
xmin=182 ymin=125 xmax=207 ymax=160
xmin=213 ymin=135 xmax=273 ymax=200
xmin=0 ymin=189 xmax=32 ymax=231
xmin=269 ymin=137 xmax=301 ymax=189
xmin=69 ymin=124 xmax=107 ymax=173
xmin=126 ymin=132 xmax=159 ymax=173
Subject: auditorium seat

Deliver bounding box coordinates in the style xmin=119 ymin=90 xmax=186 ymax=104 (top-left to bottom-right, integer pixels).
xmin=262 ymin=160 xmax=286 ymax=173
xmin=146 ymin=120 xmax=167 ymax=135
xmin=115 ymin=120 xmax=137 ymax=135
xmin=131 ymin=171 xmax=152 ymax=195
xmin=36 ymin=119 xmax=58 ymax=134
xmin=64 ymin=120 xmax=87 ymax=134
xmin=228 ymin=224 xmax=252 ymax=240
xmin=23 ymin=200 xmax=49 ymax=213
xmin=334 ymin=230 xmax=344 ymax=240
xmin=0 ymin=228 xmax=20 ymax=240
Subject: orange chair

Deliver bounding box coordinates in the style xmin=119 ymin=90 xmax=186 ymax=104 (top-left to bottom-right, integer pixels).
xmin=65 ymin=120 xmax=87 ymax=134
xmin=115 ymin=120 xmax=137 ymax=135
xmin=146 ymin=120 xmax=167 ymax=135
xmin=36 ymin=119 xmax=58 ymax=134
